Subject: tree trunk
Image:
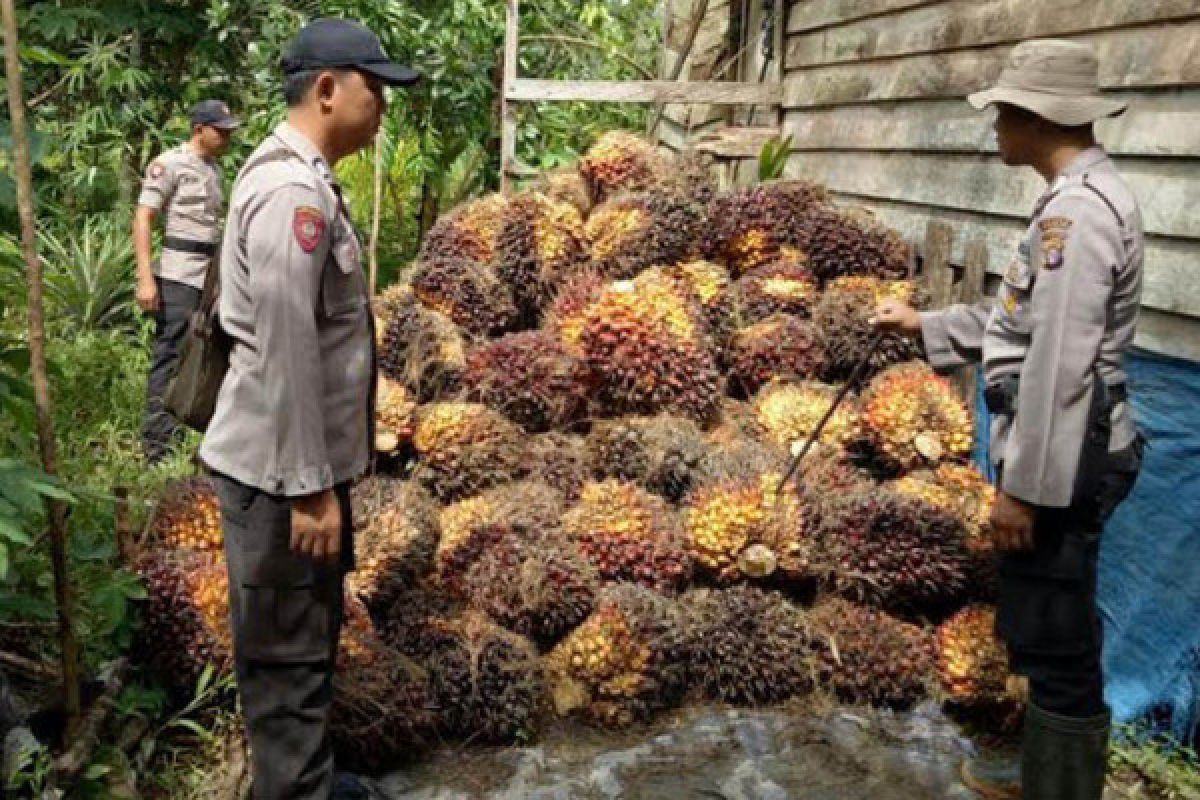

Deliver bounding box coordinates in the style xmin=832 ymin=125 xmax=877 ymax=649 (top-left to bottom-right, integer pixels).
xmin=368 ymin=130 xmax=385 ymax=298
xmin=0 ymin=0 xmax=81 ymax=737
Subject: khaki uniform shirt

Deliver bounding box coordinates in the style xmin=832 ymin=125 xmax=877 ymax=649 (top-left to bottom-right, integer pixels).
xmin=136 ymin=143 xmax=224 ymax=290
xmin=199 ymin=123 xmax=373 ymax=496
xmin=920 ymin=146 xmax=1143 ymax=508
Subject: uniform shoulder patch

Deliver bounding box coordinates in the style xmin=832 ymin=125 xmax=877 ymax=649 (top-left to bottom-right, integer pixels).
xmin=1038 ymin=216 xmax=1073 ymax=270
xmin=1038 ymin=216 xmax=1074 ymax=235
xmin=293 ymin=206 xmax=326 ymax=253
xmin=147 ymin=161 xmax=165 ymax=180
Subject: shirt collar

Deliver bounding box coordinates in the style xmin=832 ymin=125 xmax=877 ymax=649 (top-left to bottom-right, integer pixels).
xmin=273 ymin=122 xmax=335 ymax=184
xmin=1036 ymin=146 xmax=1110 ymax=211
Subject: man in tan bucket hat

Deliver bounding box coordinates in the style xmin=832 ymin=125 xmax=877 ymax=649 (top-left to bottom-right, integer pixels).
xmin=875 ymin=39 xmax=1144 ymax=800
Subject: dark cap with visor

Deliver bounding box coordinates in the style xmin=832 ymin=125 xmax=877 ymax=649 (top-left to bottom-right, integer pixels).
xmin=190 ymin=100 xmax=241 ymax=130
xmin=281 ymin=18 xmax=421 ymax=87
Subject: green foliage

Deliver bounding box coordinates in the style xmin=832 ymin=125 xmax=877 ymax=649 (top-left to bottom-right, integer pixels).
xmin=35 ymin=214 xmax=137 ymax=333
xmin=1110 ymin=726 xmax=1200 ymax=799
xmin=758 ymin=135 xmax=794 ymax=183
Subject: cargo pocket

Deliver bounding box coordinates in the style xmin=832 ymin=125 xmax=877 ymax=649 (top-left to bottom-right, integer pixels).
xmin=996 ymin=519 xmax=1101 ymax=659
xmin=321 ymin=227 xmax=366 ymax=319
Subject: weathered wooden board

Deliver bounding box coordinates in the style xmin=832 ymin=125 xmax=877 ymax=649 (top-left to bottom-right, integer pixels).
xmin=783 ymin=90 xmax=1200 ymax=157
xmin=1135 ymin=308 xmax=1200 ymax=363
xmin=824 ymin=192 xmax=1200 ymax=318
xmin=783 ymin=24 xmax=1200 ymax=106
xmin=787 ymin=0 xmax=1199 ymax=68
xmin=508 ymin=79 xmax=782 ymax=105
xmin=786 ymin=0 xmax=943 ymax=35
xmin=691 ymin=126 xmax=784 ymax=158
xmin=786 ymin=150 xmax=1200 ymax=239
xmin=658 ymin=116 xmax=727 ymax=151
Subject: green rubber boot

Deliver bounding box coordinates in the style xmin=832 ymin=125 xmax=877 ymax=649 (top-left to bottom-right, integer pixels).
xmin=1021 ymin=702 xmax=1111 ymax=800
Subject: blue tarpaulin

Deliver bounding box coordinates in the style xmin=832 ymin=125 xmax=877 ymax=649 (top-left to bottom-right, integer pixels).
xmin=974 ymin=350 xmax=1200 ymax=743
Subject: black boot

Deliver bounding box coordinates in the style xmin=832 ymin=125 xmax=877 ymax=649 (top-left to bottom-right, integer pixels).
xmin=1021 ymin=702 xmax=1111 ymax=800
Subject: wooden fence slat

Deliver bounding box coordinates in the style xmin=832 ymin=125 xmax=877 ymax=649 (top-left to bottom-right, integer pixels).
xmin=786 ymin=0 xmax=942 ymax=34
xmin=956 ymin=237 xmax=988 ymax=402
xmin=508 ymin=79 xmax=783 ymax=105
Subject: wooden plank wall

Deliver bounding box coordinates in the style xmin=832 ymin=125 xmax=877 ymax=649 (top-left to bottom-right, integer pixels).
xmin=779 ymin=0 xmax=1200 ymax=361
xmin=658 ymin=0 xmax=739 ymax=151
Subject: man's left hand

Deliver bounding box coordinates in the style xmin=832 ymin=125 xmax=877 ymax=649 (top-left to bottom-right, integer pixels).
xmin=990 ymin=491 xmax=1037 ymax=551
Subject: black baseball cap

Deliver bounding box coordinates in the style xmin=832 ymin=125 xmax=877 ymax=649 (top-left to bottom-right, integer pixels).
xmin=282 ymin=18 xmax=421 ymax=87
xmin=190 ymin=99 xmax=241 ymax=130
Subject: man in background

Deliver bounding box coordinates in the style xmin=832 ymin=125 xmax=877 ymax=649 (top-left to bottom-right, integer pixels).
xmin=133 ymin=99 xmax=239 ymax=462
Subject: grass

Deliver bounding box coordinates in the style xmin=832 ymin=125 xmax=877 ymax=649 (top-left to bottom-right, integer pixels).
xmin=1109 ymin=727 xmax=1200 ymax=800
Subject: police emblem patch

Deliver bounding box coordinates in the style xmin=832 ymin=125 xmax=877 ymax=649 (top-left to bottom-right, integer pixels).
xmin=1038 ymin=216 xmax=1072 ymax=270
xmin=293 ymin=206 xmax=326 ymax=253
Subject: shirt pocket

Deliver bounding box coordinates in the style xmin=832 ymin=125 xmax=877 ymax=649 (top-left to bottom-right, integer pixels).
xmin=321 ymin=227 xmax=366 ymax=319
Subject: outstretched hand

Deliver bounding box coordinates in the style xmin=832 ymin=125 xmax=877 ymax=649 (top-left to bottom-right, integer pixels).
xmin=870 ymin=299 xmax=922 ymax=334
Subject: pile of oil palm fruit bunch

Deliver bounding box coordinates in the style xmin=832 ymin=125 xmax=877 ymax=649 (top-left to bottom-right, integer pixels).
xmin=139 ymin=130 xmax=1020 ymax=767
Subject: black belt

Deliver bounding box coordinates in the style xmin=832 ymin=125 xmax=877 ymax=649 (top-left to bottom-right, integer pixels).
xmin=985 ymin=377 xmax=1127 ymax=416
xmin=164 ymin=236 xmax=217 ymax=256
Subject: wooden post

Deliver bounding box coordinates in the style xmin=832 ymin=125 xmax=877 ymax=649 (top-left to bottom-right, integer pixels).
xmin=1 ymin=0 xmax=81 ymax=733
xmin=647 ymin=0 xmax=709 ymax=137
xmin=957 ymin=236 xmax=989 ymax=403
xmin=368 ymin=130 xmax=384 ymax=298
xmin=922 ymin=220 xmax=955 ymax=309
xmin=500 ymin=0 xmax=519 ymax=195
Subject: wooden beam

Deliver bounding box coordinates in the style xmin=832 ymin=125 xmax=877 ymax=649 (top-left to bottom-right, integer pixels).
xmin=501 ymin=0 xmax=519 ymax=195
xmin=648 ymin=0 xmax=709 ymax=135
xmin=787 ymin=0 xmax=942 ymax=35
xmin=507 ymin=79 xmax=782 ymax=105
xmin=691 ymin=125 xmax=783 ymax=158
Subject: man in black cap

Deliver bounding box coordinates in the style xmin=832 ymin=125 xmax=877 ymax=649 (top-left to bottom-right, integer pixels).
xmin=199 ymin=18 xmax=418 ymax=800
xmin=134 ymin=99 xmax=240 ymax=463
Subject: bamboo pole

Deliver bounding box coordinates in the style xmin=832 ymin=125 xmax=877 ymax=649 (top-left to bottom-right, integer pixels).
xmin=1 ymin=0 xmax=81 ymax=734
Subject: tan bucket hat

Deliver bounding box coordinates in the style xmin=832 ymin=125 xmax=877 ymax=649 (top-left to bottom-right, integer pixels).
xmin=968 ymin=39 xmax=1128 ymax=126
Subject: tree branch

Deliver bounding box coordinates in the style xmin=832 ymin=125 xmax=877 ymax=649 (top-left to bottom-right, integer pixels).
xmin=520 ymin=34 xmax=655 ymax=80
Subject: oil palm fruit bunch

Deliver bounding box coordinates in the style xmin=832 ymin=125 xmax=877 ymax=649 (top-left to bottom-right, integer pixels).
xmin=808 ymin=597 xmax=936 ymax=709
xmin=935 ymin=605 xmax=1023 ymax=727
xmin=543 ymin=585 xmax=688 ymax=728
xmin=793 ymin=205 xmax=912 ymax=285
xmin=411 ymin=257 xmax=519 ymax=338
xmin=725 ymin=314 xmax=827 ymax=398
xmin=376 ymin=284 xmax=466 ymax=402
xmin=585 ymin=414 xmax=709 ymax=504
xmin=532 ymin=167 xmax=593 ymax=217
xmin=664 ymin=259 xmax=738 ymax=349
xmin=859 ymin=361 xmax=974 ymax=475
xmin=700 ymin=180 xmax=832 ymax=274
xmin=419 ymin=612 xmax=543 ymax=744
xmin=332 ymin=601 xmax=435 ymax=773
xmin=815 ymin=276 xmax=925 ymax=382
xmin=436 ymin=480 xmax=568 ymax=594
xmin=494 ymin=192 xmax=591 ymax=320
xmin=463 ymin=530 xmax=599 ymax=647
xmin=526 ymin=432 xmax=590 ymax=502
xmin=579 ymin=273 xmax=722 ymax=422
xmin=418 ymin=192 xmax=509 ymax=264
xmin=348 ymin=478 xmax=440 ymax=616
xmin=751 ymin=380 xmax=861 ymax=453
xmin=668 ymin=148 xmax=718 ymax=205
xmin=374 ymin=374 xmax=418 ymax=455
xmin=135 ymin=550 xmax=232 ymax=691
xmin=148 ymin=477 xmax=223 ymax=552
xmin=680 ymin=586 xmax=816 ymax=705
xmin=561 ymin=479 xmax=692 ymax=593
xmin=544 ymin=268 xmax=608 ymax=356
xmin=585 ymin=190 xmax=705 ymax=279
xmin=412 ymin=402 xmax=526 ymax=501
xmin=814 ymin=487 xmax=972 ymax=614
xmin=379 ymin=585 xmax=460 ymax=658
xmin=706 ymin=398 xmax=758 ymax=448
xmin=462 ymin=331 xmax=591 ymax=433
xmin=682 ymin=455 xmax=808 ymax=584
xmin=736 ymin=257 xmax=820 ymax=323
xmin=579 ymin=131 xmax=669 ymax=204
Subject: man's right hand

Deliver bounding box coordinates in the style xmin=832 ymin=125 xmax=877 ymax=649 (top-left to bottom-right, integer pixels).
xmin=871 ymin=298 xmax=922 ymax=335
xmin=136 ymin=276 xmax=160 ymax=314
xmin=290 ymin=488 xmax=342 ymax=562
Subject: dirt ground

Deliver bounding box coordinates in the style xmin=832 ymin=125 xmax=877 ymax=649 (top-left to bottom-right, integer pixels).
xmin=372 ymin=702 xmax=986 ymax=799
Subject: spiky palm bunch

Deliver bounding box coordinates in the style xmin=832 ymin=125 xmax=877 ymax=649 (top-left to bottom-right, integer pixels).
xmin=462 ymin=331 xmax=591 ymax=432
xmin=135 ymin=550 xmax=232 ymax=690
xmin=579 ymin=274 xmax=722 ymax=422
xmin=812 ymin=487 xmax=973 ymax=614
xmin=935 ymin=605 xmax=1021 ymax=712
xmin=586 ymin=414 xmax=709 ymax=503
xmin=562 ymin=479 xmax=692 ymax=593
xmin=815 ymin=276 xmax=926 ymax=382
xmin=375 ymin=374 xmax=418 ymax=454
xmin=793 ymin=205 xmax=913 ymax=285
xmin=463 ymin=530 xmax=599 ymax=647
xmin=525 ymin=432 xmax=591 ymax=502
xmin=700 ymin=180 xmax=832 ymax=274
xmin=725 ymin=314 xmax=827 ymax=398
xmin=751 ymin=380 xmax=862 ymax=453
xmin=412 ymin=402 xmax=527 ymax=501
xmin=376 ymin=284 xmax=466 ymax=402
xmin=543 ymin=585 xmax=688 ymax=727
xmin=348 ymin=478 xmax=440 ymax=615
xmin=418 ymin=192 xmax=509 ymax=264
xmin=544 ymin=268 xmax=609 ymax=356
xmin=495 ymin=192 xmax=591 ymax=319
xmin=579 ymin=131 xmax=670 ymax=204
xmin=736 ymin=258 xmax=820 ymax=323
xmin=531 ymin=167 xmax=593 ymax=217
xmin=585 ymin=190 xmax=705 ymax=279
xmin=664 ymin=259 xmax=738 ymax=348
xmin=859 ymin=361 xmax=974 ymax=474
xmin=680 ymin=586 xmax=816 ymax=705
xmin=411 ymin=257 xmax=519 ymax=338
xmin=148 ymin=477 xmax=223 ymax=552
xmin=808 ymin=597 xmax=936 ymax=709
